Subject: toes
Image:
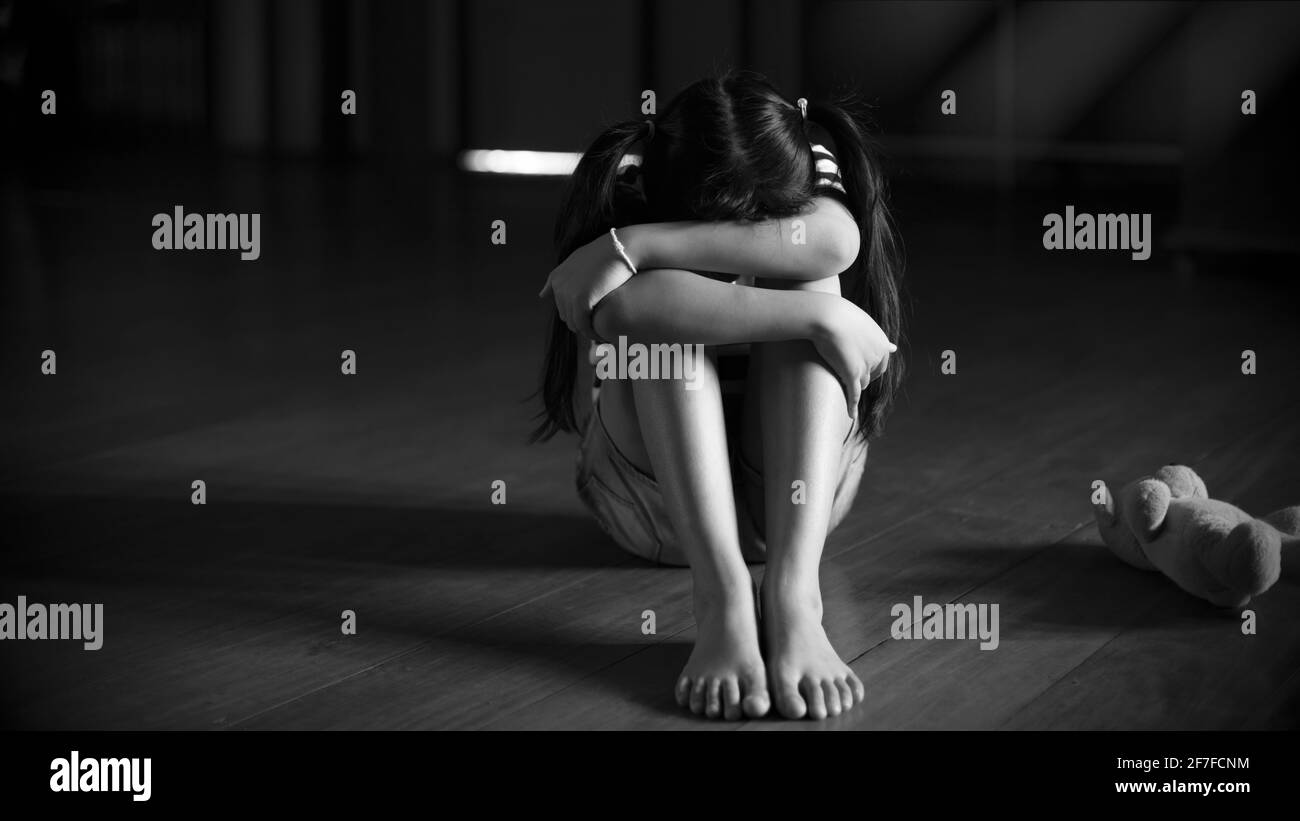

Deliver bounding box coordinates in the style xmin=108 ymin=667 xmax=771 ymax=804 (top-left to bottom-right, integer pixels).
xmin=684 ymin=671 xmax=772 ymax=719
xmin=848 ymin=670 xmax=866 ymax=702
xmin=742 ymin=672 xmax=771 ymax=718
xmin=822 ymin=680 xmax=843 ymax=717
xmin=800 ymin=677 xmax=827 ymax=720
xmin=689 ymin=678 xmax=707 ymax=714
xmin=743 ymin=693 xmax=771 ymax=719
xmin=675 ymin=676 xmax=691 ymax=707
xmin=775 ymin=677 xmax=807 ymax=719
xmin=722 ymin=678 xmax=742 ymax=721
xmin=835 ymin=677 xmax=854 ymax=711
xmin=705 ymin=680 xmax=723 ymax=719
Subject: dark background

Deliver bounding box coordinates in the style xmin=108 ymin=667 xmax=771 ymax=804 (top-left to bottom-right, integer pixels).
xmin=5 ymin=1 xmax=1300 ymax=214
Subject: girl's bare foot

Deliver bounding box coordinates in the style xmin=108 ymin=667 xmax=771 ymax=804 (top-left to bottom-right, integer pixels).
xmin=675 ymin=578 xmax=771 ymax=720
xmin=761 ymin=575 xmax=865 ymax=720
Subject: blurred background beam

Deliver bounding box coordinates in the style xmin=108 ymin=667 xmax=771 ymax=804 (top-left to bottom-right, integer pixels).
xmin=746 ymin=0 xmax=802 ymax=96
xmin=272 ymin=0 xmax=322 ymax=155
xmin=213 ymin=0 xmax=267 ymax=152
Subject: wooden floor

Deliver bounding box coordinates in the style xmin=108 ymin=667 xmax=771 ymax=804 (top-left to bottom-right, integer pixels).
xmin=1 ymin=157 xmax=1297 ymax=730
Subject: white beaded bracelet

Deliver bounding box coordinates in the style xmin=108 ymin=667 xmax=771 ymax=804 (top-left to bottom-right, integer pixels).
xmin=609 ymin=227 xmax=637 ymax=275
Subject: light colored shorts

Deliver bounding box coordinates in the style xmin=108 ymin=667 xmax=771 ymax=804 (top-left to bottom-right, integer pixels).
xmin=574 ymin=396 xmax=869 ymax=566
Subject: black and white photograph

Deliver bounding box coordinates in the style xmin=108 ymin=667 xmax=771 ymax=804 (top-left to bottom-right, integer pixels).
xmin=0 ymin=0 xmax=1297 ymax=800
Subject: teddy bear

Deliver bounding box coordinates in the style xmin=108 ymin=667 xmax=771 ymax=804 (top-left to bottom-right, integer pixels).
xmin=1092 ymin=464 xmax=1300 ymax=608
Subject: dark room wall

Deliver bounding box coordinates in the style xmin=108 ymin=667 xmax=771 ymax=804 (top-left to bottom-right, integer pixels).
xmin=463 ymin=0 xmax=642 ymax=151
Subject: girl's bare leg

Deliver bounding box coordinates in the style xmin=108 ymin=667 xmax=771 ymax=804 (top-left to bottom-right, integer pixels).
xmin=599 ymin=355 xmax=770 ymax=720
xmin=742 ymin=276 xmax=868 ymax=720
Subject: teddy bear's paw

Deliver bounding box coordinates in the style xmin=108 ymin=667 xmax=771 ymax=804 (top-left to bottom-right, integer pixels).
xmin=1262 ymin=506 xmax=1300 ymax=540
xmin=1217 ymin=520 xmax=1282 ymax=597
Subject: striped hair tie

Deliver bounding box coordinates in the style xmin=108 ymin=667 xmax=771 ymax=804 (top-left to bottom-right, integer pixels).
xmin=810 ymin=143 xmax=846 ymax=195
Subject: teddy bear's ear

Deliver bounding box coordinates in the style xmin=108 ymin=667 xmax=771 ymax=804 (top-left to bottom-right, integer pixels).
xmin=1095 ymin=480 xmax=1156 ymax=570
xmin=1123 ymin=478 xmax=1172 ymax=542
xmin=1155 ymin=465 xmax=1207 ymax=499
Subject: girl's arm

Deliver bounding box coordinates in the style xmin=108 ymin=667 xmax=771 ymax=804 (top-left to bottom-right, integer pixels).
xmin=592 ymin=268 xmax=826 ymax=345
xmin=617 ymin=196 xmax=860 ymax=282
xmin=539 ymin=196 xmax=857 ymax=339
xmin=593 ymin=268 xmax=896 ymax=417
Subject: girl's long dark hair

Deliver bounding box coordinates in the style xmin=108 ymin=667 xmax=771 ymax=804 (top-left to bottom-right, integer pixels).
xmin=531 ymin=120 xmax=647 ymax=442
xmin=531 ymin=71 xmax=904 ymax=442
xmin=806 ymin=97 xmax=905 ymax=440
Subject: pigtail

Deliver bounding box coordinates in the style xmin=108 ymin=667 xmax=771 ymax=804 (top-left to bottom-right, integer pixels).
xmin=807 ymin=99 xmax=905 ymax=440
xmin=530 ymin=120 xmax=647 ymax=442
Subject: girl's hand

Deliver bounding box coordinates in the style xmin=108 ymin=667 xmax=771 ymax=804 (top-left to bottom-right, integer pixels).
xmin=539 ymin=232 xmax=634 ymax=339
xmin=809 ymin=296 xmax=898 ymax=419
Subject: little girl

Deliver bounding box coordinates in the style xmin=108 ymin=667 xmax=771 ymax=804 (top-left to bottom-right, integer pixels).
xmin=536 ymin=72 xmax=903 ymax=721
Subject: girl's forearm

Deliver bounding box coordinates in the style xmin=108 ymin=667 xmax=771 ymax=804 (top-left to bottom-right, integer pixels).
xmin=618 ymin=198 xmax=860 ymax=282
xmin=592 ymin=268 xmax=826 ymax=346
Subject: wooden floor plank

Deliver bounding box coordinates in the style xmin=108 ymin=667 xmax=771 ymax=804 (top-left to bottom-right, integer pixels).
xmin=1005 ymin=582 xmax=1300 ymax=729
xmin=0 ymin=495 xmax=626 ymax=728
xmin=813 ymin=525 xmax=1184 ymax=730
xmin=235 ymin=558 xmax=700 ymax=730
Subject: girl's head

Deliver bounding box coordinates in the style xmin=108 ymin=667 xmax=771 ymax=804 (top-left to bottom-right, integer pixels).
xmin=534 ymin=71 xmax=904 ymax=441
xmin=640 ymin=72 xmax=822 ymax=223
